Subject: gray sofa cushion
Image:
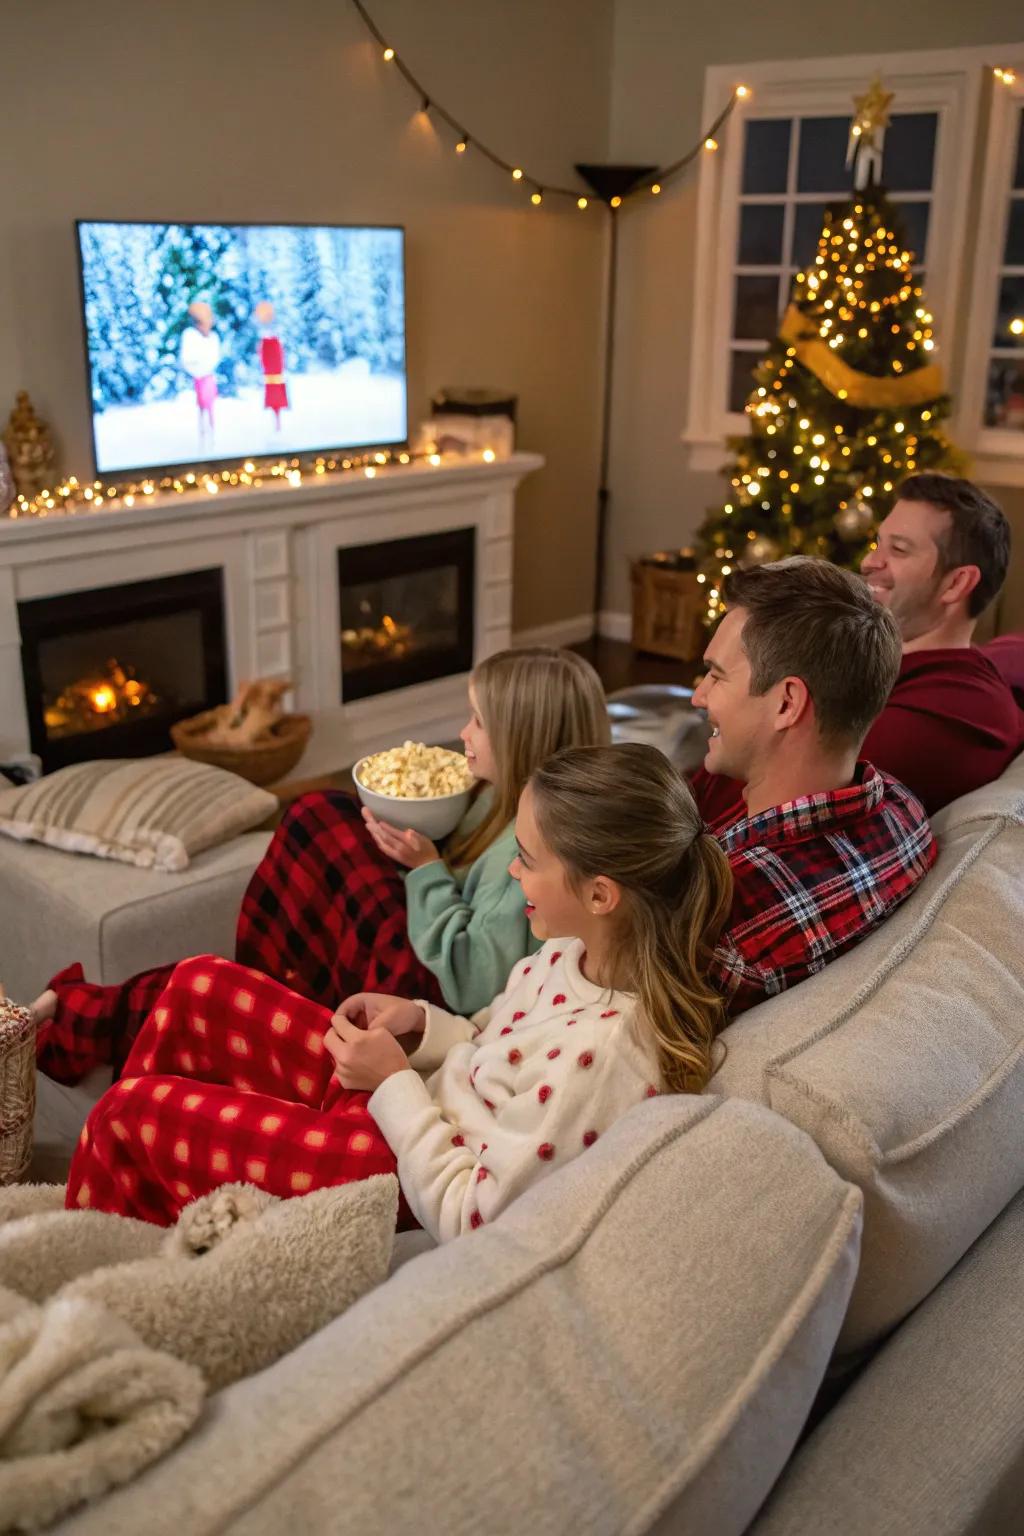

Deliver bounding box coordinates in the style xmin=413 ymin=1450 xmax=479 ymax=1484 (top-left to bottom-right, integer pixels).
xmin=59 ymin=1096 xmax=861 ymax=1536
xmin=712 ymin=752 xmax=1024 ymax=1354
xmin=748 ymin=1184 xmax=1024 ymax=1536
xmin=0 ymin=830 xmax=272 ymax=999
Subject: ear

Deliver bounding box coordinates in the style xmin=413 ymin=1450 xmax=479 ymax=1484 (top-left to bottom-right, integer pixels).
xmin=938 ymin=564 xmax=981 ymax=610
xmin=771 ymin=675 xmax=813 ymax=734
xmin=587 ymin=875 xmax=623 ymax=917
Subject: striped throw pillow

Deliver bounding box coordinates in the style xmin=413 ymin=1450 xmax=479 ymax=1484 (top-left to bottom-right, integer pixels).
xmin=0 ymin=758 xmax=277 ymax=872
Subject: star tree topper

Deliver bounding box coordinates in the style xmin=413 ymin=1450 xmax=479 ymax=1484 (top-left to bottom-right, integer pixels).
xmin=846 ymin=77 xmax=894 ymax=190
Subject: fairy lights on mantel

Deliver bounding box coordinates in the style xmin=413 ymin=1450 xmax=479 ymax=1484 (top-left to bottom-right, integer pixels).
xmin=4 ymin=446 xmax=499 ymax=524
xmin=349 ymin=0 xmax=749 ymax=207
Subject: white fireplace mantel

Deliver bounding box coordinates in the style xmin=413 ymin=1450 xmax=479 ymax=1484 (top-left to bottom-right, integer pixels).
xmin=0 ymin=452 xmax=543 ymax=778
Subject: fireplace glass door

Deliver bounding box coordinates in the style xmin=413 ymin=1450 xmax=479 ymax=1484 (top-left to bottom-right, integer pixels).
xmin=339 ymin=528 xmax=475 ymax=702
xmin=18 ymin=568 xmax=227 ymax=770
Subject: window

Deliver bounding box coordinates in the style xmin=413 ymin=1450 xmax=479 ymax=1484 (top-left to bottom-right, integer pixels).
xmin=685 ymin=51 xmax=982 ymax=466
xmin=728 ymin=112 xmax=936 ymax=412
xmin=959 ymin=67 xmax=1024 ymax=478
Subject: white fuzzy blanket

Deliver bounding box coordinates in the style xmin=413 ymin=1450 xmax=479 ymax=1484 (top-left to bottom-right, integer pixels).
xmin=0 ymin=1176 xmax=397 ymax=1531
xmin=0 ymin=1290 xmax=203 ymax=1533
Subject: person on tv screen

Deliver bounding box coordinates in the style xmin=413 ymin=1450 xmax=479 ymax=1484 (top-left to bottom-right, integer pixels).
xmin=179 ymin=299 xmax=221 ymax=453
xmin=255 ymin=300 xmax=289 ymax=432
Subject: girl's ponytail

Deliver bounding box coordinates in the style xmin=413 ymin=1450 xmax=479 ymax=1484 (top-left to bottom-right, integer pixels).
xmin=531 ymin=744 xmax=734 ymax=1094
xmin=635 ymin=830 xmax=732 ymax=1093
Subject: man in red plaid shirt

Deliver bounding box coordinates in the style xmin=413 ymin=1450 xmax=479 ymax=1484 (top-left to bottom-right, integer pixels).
xmin=693 ymin=557 xmax=937 ymax=1016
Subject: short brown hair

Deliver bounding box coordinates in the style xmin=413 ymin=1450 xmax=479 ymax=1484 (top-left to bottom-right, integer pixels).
xmin=896 ymin=474 xmax=1010 ymax=618
xmin=723 ymin=557 xmax=901 ymax=747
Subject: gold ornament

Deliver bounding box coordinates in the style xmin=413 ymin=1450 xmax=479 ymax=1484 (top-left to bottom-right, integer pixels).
xmin=2 ymin=391 xmax=57 ymax=499
xmin=779 ymin=305 xmax=944 ymax=409
xmin=834 ymin=501 xmax=875 ymax=541
xmin=742 ymin=534 xmax=780 ymax=567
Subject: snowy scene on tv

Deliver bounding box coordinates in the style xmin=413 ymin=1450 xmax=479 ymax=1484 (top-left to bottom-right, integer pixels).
xmin=77 ymin=221 xmax=407 ymax=474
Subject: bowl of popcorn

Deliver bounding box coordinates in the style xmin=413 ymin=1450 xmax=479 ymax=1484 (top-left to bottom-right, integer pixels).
xmin=353 ymin=741 xmax=475 ymax=840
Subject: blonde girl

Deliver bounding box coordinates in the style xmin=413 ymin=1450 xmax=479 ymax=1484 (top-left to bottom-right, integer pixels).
xmin=67 ymin=744 xmax=734 ymax=1235
xmin=34 ymin=649 xmax=609 ymax=1085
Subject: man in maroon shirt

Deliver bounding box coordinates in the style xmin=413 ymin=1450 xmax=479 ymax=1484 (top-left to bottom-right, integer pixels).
xmin=695 ymin=474 xmax=1024 ymax=824
xmin=859 ymin=474 xmax=1023 ymax=811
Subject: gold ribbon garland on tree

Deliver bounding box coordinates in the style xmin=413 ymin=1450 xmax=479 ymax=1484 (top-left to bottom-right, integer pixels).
xmin=778 ymin=303 xmax=945 ymax=409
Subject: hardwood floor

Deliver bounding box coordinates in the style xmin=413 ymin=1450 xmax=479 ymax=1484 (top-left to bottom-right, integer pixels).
xmin=571 ymin=635 xmax=702 ymax=693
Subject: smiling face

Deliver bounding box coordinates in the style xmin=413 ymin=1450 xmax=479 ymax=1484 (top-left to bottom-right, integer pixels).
xmin=509 ymin=782 xmax=595 ymax=943
xmin=459 ymin=680 xmax=497 ymax=784
xmin=691 ymin=607 xmax=778 ymax=782
xmin=861 ymin=498 xmax=956 ymax=639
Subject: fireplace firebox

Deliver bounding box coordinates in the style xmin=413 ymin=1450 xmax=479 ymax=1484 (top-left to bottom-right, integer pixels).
xmin=18 ymin=568 xmax=227 ymax=771
xmin=339 ymin=528 xmax=475 ymax=702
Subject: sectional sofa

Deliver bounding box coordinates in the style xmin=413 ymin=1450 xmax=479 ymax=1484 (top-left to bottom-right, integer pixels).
xmin=28 ymin=749 xmax=1024 ymax=1535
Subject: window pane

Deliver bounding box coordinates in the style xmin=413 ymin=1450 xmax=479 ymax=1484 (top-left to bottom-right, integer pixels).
xmin=729 ymin=350 xmax=762 ymax=412
xmin=738 ymin=204 xmax=785 ymax=265
xmin=1014 ymin=108 xmax=1024 ymax=191
xmin=884 ymin=113 xmax=937 ymax=192
xmin=742 ymin=119 xmax=791 ymax=194
xmin=797 ymin=117 xmax=851 ymax=193
xmin=1004 ymin=198 xmax=1024 ymax=266
xmin=994 ymin=275 xmax=1024 ymax=348
xmin=791 ymin=201 xmax=837 ymax=267
xmin=890 ymin=201 xmax=931 ymax=264
xmin=985 ymin=358 xmax=1024 ymax=429
xmin=733 ymin=275 xmax=781 ymax=340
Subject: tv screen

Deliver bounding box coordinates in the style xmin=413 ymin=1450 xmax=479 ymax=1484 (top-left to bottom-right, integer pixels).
xmin=76 ymin=220 xmax=407 ymax=476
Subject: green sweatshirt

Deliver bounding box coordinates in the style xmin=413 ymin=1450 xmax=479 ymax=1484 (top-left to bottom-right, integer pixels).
xmin=404 ymin=795 xmax=541 ymax=1015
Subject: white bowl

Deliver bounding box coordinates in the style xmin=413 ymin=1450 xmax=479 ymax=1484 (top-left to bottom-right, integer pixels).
xmin=353 ymin=758 xmax=474 ymax=840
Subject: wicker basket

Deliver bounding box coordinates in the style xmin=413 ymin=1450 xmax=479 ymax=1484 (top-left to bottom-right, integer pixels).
xmin=630 ymin=559 xmax=705 ymax=662
xmin=171 ymin=711 xmax=313 ymax=787
xmin=0 ymin=1001 xmax=35 ymax=1185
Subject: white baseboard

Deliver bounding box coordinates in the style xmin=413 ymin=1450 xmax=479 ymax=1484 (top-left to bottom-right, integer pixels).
xmin=511 ymin=614 xmax=596 ymax=649
xmin=510 ymin=611 xmax=633 ymax=648
xmin=597 ymin=610 xmax=631 ymax=642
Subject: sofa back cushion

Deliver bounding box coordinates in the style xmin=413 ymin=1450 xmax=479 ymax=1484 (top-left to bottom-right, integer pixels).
xmin=713 ymin=751 xmax=1024 ymax=1354
xmin=58 ymin=1096 xmax=861 ymax=1536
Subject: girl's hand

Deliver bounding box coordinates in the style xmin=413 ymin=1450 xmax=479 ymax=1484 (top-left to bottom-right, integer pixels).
xmin=324 ymin=1016 xmax=411 ymax=1092
xmin=361 ymin=807 xmax=441 ymax=870
xmin=333 ymin=993 xmax=426 ymax=1039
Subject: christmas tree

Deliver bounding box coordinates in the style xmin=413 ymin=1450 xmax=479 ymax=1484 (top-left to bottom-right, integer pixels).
xmin=696 ymin=82 xmax=965 ymax=624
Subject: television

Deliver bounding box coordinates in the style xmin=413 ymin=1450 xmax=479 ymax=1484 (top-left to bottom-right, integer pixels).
xmin=75 ymin=220 xmax=408 ymax=476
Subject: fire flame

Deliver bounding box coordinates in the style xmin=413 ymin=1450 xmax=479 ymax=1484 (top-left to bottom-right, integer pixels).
xmin=44 ymin=659 xmax=161 ymax=738
xmin=88 ymin=684 xmax=117 ymax=714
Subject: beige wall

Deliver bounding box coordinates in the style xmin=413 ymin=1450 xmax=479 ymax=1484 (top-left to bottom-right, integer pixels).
xmin=605 ymin=0 xmax=1024 ymax=633
xmin=0 ymin=0 xmax=612 ymax=634
xmin=5 ymin=2 xmax=1022 ymax=637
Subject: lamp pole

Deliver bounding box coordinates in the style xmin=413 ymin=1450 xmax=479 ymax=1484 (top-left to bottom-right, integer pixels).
xmin=574 ymin=164 xmax=657 ymax=623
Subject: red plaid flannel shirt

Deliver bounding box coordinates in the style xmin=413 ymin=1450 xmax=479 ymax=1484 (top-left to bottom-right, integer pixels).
xmin=709 ymin=762 xmax=936 ymax=1016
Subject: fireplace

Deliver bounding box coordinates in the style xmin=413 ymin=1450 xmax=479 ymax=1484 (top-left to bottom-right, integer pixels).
xmin=339 ymin=527 xmax=475 ymax=702
xmin=18 ymin=568 xmax=227 ymax=771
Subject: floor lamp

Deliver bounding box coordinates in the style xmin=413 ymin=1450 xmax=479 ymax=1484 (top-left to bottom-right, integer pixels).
xmin=575 ymin=163 xmax=657 ymax=625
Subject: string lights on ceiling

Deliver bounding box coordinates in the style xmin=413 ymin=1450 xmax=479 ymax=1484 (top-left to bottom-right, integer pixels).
xmin=350 ymin=0 xmax=749 ymax=208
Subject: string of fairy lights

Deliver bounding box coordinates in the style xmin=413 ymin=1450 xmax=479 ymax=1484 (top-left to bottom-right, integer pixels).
xmin=4 ymin=4 xmax=751 ymax=524
xmin=5 ymin=444 xmax=497 ymax=522
xmin=8 ymin=27 xmax=1017 ymax=532
xmin=350 ymin=0 xmax=748 ymax=209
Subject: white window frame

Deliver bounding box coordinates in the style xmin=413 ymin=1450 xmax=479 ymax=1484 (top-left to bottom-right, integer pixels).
xmin=958 ymin=60 xmax=1024 ymax=486
xmin=683 ymin=47 xmax=985 ymax=471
